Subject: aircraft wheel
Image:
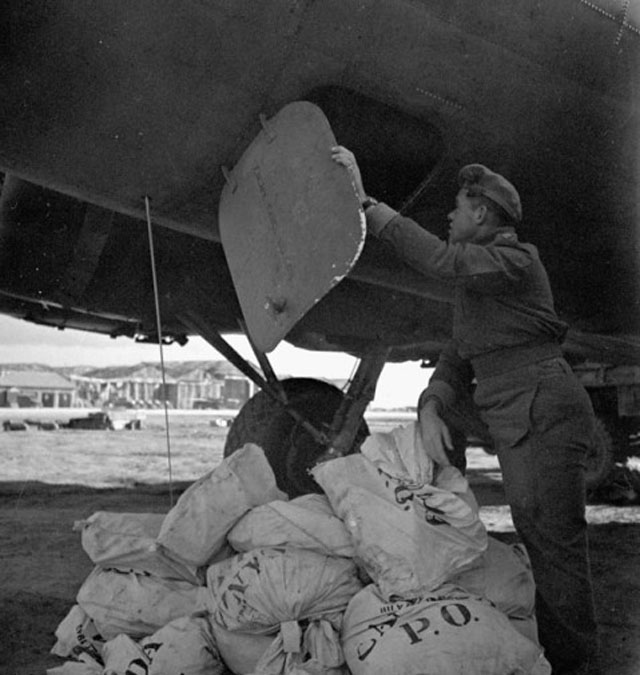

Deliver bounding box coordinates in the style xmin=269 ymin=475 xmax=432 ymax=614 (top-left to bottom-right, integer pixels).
xmin=223 ymin=378 xmax=369 ymax=498
xmin=585 ymin=417 xmax=616 ymax=491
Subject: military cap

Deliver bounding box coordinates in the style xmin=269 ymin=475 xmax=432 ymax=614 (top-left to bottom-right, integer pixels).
xmin=458 ymin=164 xmax=522 ymax=223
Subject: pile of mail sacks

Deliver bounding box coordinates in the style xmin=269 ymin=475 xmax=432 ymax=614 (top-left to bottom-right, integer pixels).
xmin=48 ymin=423 xmax=552 ymax=675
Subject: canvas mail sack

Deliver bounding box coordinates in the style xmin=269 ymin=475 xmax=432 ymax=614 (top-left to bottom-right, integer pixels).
xmin=342 ymin=584 xmax=552 ymax=675
xmin=76 ymin=567 xmax=203 ymax=640
xmin=203 ymin=547 xmax=361 ymax=674
xmin=75 ymin=511 xmax=201 ymax=583
xmin=157 ymin=443 xmax=287 ymax=568
xmin=312 ymin=454 xmax=488 ymax=600
xmin=228 ymin=494 xmax=354 ymax=558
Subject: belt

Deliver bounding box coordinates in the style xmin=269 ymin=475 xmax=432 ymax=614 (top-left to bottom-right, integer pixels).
xmin=470 ymin=342 xmax=563 ymax=381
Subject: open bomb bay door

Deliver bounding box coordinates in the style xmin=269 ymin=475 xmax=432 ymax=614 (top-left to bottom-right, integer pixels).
xmin=213 ymin=102 xmax=385 ymax=497
xmin=219 ymin=101 xmax=366 ymax=354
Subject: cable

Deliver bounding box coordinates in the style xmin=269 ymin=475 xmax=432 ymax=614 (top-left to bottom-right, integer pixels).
xmin=144 ymin=196 xmax=174 ymax=507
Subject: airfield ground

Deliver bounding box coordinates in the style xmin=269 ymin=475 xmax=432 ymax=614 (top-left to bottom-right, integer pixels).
xmin=0 ymin=414 xmax=639 ymax=674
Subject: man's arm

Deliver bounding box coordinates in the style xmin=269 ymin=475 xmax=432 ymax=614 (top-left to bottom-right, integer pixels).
xmin=419 ymin=342 xmax=474 ymax=410
xmin=330 ymin=145 xmax=531 ymax=292
xmin=417 ymin=342 xmax=474 ymax=466
xmin=366 ymin=206 xmax=533 ymax=293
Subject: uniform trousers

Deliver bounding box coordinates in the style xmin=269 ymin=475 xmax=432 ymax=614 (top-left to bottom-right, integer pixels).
xmin=473 ymin=356 xmax=598 ymax=673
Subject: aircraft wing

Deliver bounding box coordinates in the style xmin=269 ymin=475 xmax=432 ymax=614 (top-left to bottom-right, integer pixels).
xmin=0 ymin=0 xmax=638 ymax=366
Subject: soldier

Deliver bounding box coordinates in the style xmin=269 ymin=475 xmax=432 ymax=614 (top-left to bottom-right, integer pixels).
xmin=332 ymin=145 xmax=598 ymax=675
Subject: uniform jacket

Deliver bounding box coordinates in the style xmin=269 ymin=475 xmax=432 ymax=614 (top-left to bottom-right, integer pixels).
xmin=365 ymin=202 xmax=568 ymax=413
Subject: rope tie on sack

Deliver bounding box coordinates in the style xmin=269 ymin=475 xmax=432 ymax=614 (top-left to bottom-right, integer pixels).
xmin=281 ymin=620 xmax=303 ymax=653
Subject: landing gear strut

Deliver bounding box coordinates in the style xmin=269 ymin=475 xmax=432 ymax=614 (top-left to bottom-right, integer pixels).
xmin=178 ymin=306 xmax=388 ymax=497
xmin=224 ymin=347 xmax=389 ymax=497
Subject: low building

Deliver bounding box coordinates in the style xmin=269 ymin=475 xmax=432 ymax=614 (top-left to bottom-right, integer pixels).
xmin=161 ymin=361 xmax=224 ymax=410
xmin=72 ymin=363 xmax=170 ymax=408
xmin=0 ymin=369 xmax=76 ymax=408
xmin=73 ymin=360 xmax=255 ymax=409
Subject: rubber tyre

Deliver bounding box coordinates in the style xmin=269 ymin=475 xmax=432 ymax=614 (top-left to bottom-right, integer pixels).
xmin=585 ymin=417 xmax=616 ymax=491
xmin=223 ymin=378 xmax=369 ymax=498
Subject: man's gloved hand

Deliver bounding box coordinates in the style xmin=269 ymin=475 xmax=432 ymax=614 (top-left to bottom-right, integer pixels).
xmin=418 ymin=399 xmax=453 ymax=466
xmin=331 ymin=145 xmax=366 ymax=203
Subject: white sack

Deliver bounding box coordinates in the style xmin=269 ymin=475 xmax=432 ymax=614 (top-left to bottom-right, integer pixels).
xmin=101 ymin=634 xmax=149 ymax=675
xmin=211 ymin=619 xmax=348 ymax=675
xmin=311 ymin=455 xmax=487 ymax=599
xmin=360 ymin=421 xmax=434 ymax=484
xmin=50 ymin=604 xmax=105 ymax=663
xmin=75 ymin=511 xmax=200 ymax=583
xmin=228 ymin=494 xmax=354 ymax=558
xmin=141 ymin=616 xmax=225 ymax=675
xmin=252 ymin=617 xmax=347 ymax=675
xmin=361 ymin=421 xmax=480 ymax=515
xmin=451 ymin=536 xmax=540 ymax=643
xmin=157 ymin=443 xmax=287 ymax=567
xmin=211 ymin=621 xmax=275 ymax=675
xmin=342 ymin=584 xmax=552 ymax=675
xmin=204 ymin=547 xmax=361 ymax=633
xmin=95 ymin=617 xmax=226 ymax=675
xmin=509 ymin=615 xmax=542 ymax=646
xmin=452 ymin=536 xmax=536 ymax=619
xmin=76 ymin=567 xmax=202 ymax=640
xmin=434 ymin=464 xmax=482 ymax=513
xmin=46 ymin=662 xmax=102 ymax=675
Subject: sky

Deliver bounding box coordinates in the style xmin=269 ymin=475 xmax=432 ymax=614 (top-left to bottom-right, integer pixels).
xmin=0 ymin=315 xmax=433 ymax=408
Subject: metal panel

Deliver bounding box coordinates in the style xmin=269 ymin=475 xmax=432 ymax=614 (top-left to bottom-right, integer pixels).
xmin=219 ymin=101 xmax=365 ymax=353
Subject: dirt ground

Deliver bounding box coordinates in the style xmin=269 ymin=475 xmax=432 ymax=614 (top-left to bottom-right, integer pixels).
xmin=1 ymin=447 xmax=639 ymax=674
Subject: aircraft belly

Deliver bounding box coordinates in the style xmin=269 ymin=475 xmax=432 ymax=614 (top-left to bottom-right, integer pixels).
xmin=0 ymin=0 xmax=637 ymax=365
xmin=0 ymin=0 xmax=309 ymax=235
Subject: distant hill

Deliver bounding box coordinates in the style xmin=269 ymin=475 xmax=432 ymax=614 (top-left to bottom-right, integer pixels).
xmin=0 ymin=363 xmax=97 ymax=377
xmin=0 ymin=362 xmax=58 ymax=372
xmin=0 ymin=360 xmax=255 ymax=381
